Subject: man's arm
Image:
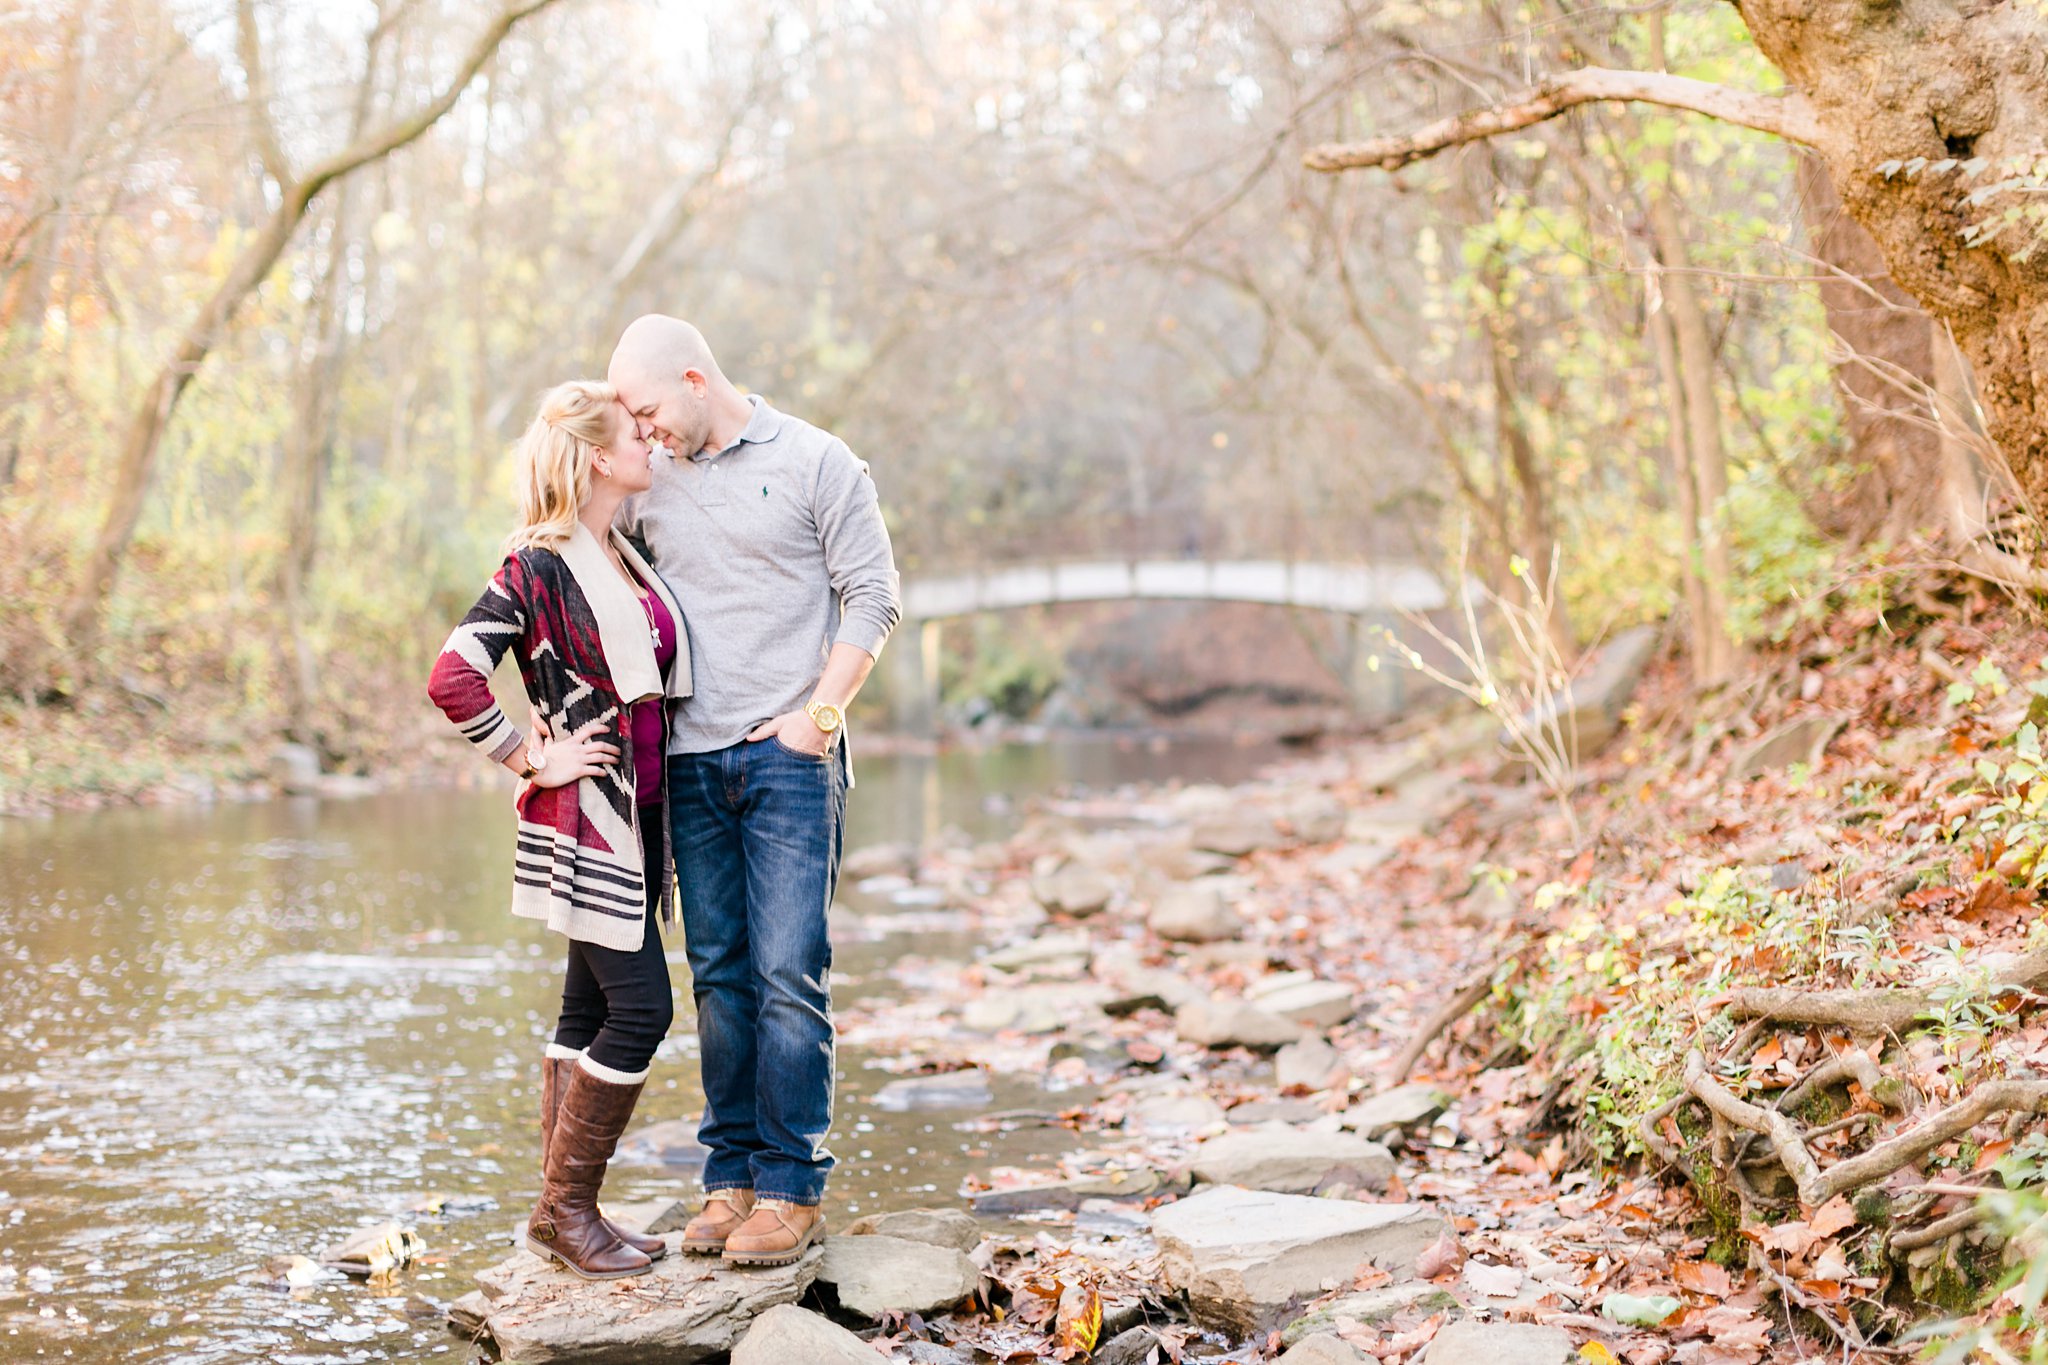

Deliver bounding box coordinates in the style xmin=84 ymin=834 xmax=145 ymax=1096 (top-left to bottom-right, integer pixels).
xmin=746 ymin=437 xmax=900 ymax=751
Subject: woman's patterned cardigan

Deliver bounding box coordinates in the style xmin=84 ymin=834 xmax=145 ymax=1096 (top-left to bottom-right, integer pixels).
xmin=427 ymin=526 xmax=690 ymax=951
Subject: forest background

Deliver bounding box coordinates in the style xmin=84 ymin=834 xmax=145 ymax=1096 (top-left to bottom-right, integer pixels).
xmin=0 ymin=0 xmax=1944 ymax=804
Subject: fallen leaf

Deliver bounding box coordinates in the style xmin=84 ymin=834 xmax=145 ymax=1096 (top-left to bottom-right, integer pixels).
xmin=1671 ymin=1260 xmax=1732 ymax=1299
xmin=1416 ymin=1230 xmax=1465 ymax=1279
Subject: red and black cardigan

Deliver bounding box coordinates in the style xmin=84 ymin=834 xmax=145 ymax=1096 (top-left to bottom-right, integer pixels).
xmin=427 ymin=526 xmax=689 ymax=951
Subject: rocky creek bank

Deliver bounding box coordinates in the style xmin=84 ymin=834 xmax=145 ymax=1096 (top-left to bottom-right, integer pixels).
xmin=443 ymin=680 xmax=1717 ymax=1362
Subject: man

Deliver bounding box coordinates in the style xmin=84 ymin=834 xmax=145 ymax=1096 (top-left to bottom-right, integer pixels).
xmin=606 ymin=315 xmax=900 ymax=1267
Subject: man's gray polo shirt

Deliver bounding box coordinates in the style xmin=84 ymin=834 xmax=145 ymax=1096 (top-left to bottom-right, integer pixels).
xmin=619 ymin=395 xmax=902 ymax=754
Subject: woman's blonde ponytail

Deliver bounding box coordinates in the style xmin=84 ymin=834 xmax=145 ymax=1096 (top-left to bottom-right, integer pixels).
xmin=506 ymin=380 xmax=618 ymax=553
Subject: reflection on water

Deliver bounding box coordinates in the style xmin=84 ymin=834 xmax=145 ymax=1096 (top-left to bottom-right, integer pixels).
xmin=0 ymin=735 xmax=1281 ymax=1362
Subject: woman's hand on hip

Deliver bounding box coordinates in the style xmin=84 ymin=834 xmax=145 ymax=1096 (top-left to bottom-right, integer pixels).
xmin=530 ymin=716 xmax=620 ymax=788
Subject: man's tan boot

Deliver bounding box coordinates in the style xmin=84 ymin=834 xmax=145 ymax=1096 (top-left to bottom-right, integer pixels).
xmin=679 ymin=1188 xmax=755 ymax=1256
xmin=721 ymin=1199 xmax=825 ymax=1268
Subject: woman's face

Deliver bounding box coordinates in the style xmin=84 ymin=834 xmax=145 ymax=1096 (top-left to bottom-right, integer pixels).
xmin=597 ymin=401 xmax=656 ymax=496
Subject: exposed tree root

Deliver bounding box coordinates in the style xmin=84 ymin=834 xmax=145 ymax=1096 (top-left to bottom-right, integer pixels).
xmin=1686 ymin=1049 xmax=2048 ymax=1209
xmin=1724 ymin=948 xmax=2048 ymax=1034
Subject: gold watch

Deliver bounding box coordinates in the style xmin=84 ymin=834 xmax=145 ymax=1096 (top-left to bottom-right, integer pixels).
xmin=805 ymin=701 xmax=844 ymax=735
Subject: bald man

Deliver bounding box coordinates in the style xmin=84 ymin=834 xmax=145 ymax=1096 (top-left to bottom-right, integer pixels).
xmin=608 ymin=315 xmax=900 ymax=1267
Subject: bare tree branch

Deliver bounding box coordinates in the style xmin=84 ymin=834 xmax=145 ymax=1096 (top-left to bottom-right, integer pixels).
xmin=1303 ymin=68 xmax=1826 ymax=174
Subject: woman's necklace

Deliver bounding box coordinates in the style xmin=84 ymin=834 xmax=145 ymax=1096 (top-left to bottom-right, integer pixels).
xmin=637 ymin=588 xmax=661 ymax=650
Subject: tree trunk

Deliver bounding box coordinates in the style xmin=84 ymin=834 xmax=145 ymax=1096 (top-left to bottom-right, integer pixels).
xmin=56 ymin=0 xmax=559 ymax=670
xmin=1795 ymin=152 xmax=1986 ymax=543
xmin=1732 ymin=0 xmax=2048 ymax=511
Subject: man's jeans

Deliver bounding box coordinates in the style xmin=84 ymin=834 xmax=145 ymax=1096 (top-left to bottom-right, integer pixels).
xmin=668 ymin=737 xmax=845 ymax=1206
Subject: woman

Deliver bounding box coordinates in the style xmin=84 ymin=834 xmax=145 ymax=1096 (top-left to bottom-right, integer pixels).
xmin=426 ymin=380 xmax=689 ymax=1281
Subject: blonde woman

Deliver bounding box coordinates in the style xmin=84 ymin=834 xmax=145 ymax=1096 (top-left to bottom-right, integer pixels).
xmin=427 ymin=381 xmax=689 ymax=1280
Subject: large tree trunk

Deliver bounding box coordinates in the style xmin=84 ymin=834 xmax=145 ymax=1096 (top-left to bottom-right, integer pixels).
xmin=1796 ymin=152 xmax=1986 ymax=543
xmin=1735 ymin=0 xmax=2048 ymax=511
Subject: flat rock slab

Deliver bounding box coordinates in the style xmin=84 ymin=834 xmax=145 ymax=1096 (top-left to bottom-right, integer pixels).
xmin=1153 ymin=1186 xmax=1448 ymax=1337
xmin=1421 ymin=1319 xmax=1573 ymax=1365
xmin=1177 ymin=997 xmax=1304 ymax=1050
xmin=1279 ymin=1334 xmax=1380 ymax=1364
xmin=1149 ymin=882 xmax=1245 ymax=943
xmin=467 ymin=1243 xmax=820 ymax=1363
xmin=1190 ymin=1128 xmax=1394 ymax=1194
xmin=731 ymin=1304 xmax=876 ymax=1365
xmin=819 ymin=1233 xmax=980 ymax=1318
xmin=970 ymin=1167 xmax=1184 ymax=1215
xmin=1254 ymin=980 xmax=1358 ymax=1028
xmin=1282 ymin=1282 xmax=1460 ymax=1346
xmin=1276 ymin=1037 xmax=1343 ymax=1091
xmin=1343 ymin=1084 xmax=1453 ymax=1139
xmin=841 ymin=1207 xmax=983 ymax=1253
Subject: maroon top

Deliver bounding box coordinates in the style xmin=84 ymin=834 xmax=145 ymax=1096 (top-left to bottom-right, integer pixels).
xmin=629 ymin=588 xmax=677 ymax=805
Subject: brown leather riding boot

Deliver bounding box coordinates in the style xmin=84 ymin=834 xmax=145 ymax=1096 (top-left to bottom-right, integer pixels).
xmin=680 ymin=1188 xmax=755 ymax=1255
xmin=541 ymin=1055 xmax=666 ymax=1261
xmin=524 ymin=1063 xmax=653 ymax=1280
xmin=722 ymin=1198 xmax=826 ymax=1268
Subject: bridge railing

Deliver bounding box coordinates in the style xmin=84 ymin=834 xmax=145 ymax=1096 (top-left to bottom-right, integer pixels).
xmin=900 ymin=557 xmax=1448 ymax=621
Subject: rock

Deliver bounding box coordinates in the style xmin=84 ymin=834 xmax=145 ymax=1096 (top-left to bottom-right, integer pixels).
xmin=1512 ymin=623 xmax=1658 ymax=764
xmin=1143 ymin=839 xmax=1237 ymax=880
xmin=1279 ymin=1335 xmax=1379 ymax=1364
xmin=872 ymin=1070 xmax=993 ymax=1112
xmin=732 ymin=1304 xmax=877 ymax=1365
xmin=818 ymin=1233 xmax=980 ymax=1318
xmin=1278 ymin=793 xmax=1347 ymax=845
xmin=1130 ymin=1092 xmax=1228 ymax=1133
xmin=845 ymin=841 xmax=920 ymax=881
xmin=602 ymin=1197 xmax=690 ymax=1236
xmin=1189 ymin=1128 xmax=1394 ymax=1194
xmin=447 ymin=1289 xmax=489 ymax=1335
xmin=841 ymin=1206 xmax=983 ymax=1253
xmin=471 ymin=1243 xmax=819 ymax=1362
xmin=1031 ymin=863 xmax=1116 ymax=916
xmin=1250 ymin=978 xmax=1358 ymax=1028
xmin=1276 ymin=1037 xmax=1342 ymax=1091
xmin=1101 ymin=966 xmax=1203 ymax=1017
xmin=1734 ymin=714 xmax=1845 ymax=780
xmin=1076 ymin=1199 xmax=1153 ymax=1238
xmin=1176 ymin=997 xmax=1304 ymax=1050
xmin=961 ymin=983 xmax=1110 ymax=1034
xmin=970 ymin=1168 xmax=1184 ymax=1215
xmin=1228 ymin=1099 xmax=1322 ymax=1125
xmin=984 ymin=931 xmax=1094 ymax=971
xmin=612 ymin=1117 xmax=711 ymax=1169
xmin=269 ymin=741 xmax=322 ymax=795
xmin=1342 ymin=1084 xmax=1453 ymax=1139
xmin=315 ymin=772 xmax=381 ymax=799
xmin=1153 ymin=1186 xmax=1449 ymax=1337
xmin=1315 ymin=842 xmax=1398 ymax=879
xmin=1095 ymin=1325 xmax=1167 ymax=1365
xmin=1190 ymin=810 xmax=1283 ymax=856
xmin=1149 ymin=882 xmax=1246 ymax=943
xmin=1421 ymin=1320 xmax=1573 ymax=1365
xmin=1281 ymin=1282 xmax=1461 ymax=1345
xmin=320 ymin=1222 xmax=423 ymax=1276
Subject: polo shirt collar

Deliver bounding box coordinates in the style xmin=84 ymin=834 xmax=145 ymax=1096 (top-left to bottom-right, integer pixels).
xmin=696 ymin=393 xmax=785 ymax=461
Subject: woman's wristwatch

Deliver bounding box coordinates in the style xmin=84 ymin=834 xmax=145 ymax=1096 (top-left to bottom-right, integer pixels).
xmin=519 ymin=743 xmax=547 ymax=781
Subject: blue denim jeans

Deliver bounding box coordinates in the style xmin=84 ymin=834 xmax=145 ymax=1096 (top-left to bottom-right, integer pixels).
xmin=668 ymin=737 xmax=845 ymax=1206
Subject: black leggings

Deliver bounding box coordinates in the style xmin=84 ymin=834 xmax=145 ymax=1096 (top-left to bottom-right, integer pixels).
xmin=550 ymin=812 xmax=674 ymax=1073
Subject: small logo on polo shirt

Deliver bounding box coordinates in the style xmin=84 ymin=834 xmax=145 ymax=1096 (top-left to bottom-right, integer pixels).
xmin=761 ymin=486 xmax=770 ymax=498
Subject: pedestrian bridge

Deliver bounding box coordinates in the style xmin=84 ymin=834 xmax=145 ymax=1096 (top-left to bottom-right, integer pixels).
xmin=901 ymin=559 xmax=1448 ymax=621
xmin=887 ymin=558 xmax=1446 ymax=728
